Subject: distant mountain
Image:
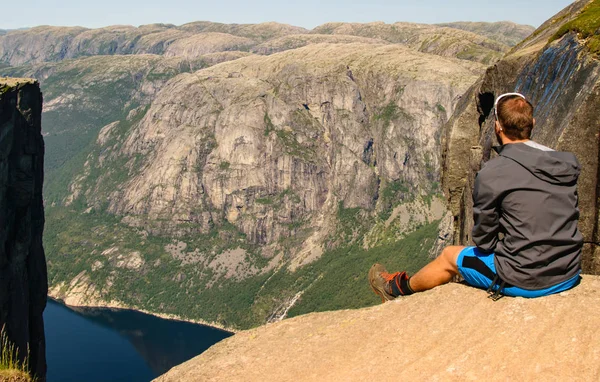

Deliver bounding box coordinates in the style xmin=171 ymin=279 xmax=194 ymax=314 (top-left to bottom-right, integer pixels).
xmin=0 ymin=20 xmax=535 ymax=67
xmin=311 ymin=21 xmax=510 ymax=64
xmin=436 ymin=21 xmax=535 ymax=47
xmin=0 ymin=27 xmax=29 ymax=35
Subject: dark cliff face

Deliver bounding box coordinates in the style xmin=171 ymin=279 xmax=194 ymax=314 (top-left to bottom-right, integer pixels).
xmin=442 ymin=0 xmax=600 ymax=274
xmin=0 ymin=78 xmax=47 ymax=381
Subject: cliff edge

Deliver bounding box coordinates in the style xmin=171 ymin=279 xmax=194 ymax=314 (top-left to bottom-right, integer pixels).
xmin=156 ymin=276 xmax=600 ymax=381
xmin=0 ymin=77 xmax=47 ymax=381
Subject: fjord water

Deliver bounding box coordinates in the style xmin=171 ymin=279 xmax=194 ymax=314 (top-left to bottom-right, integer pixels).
xmin=44 ymin=299 xmax=232 ymax=382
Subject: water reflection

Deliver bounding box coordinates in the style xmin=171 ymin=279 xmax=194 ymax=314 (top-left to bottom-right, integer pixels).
xmin=67 ymin=303 xmax=232 ymax=375
xmin=45 ymin=299 xmax=232 ymax=381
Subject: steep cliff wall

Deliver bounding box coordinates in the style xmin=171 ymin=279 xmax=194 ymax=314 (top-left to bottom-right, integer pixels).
xmin=86 ymin=44 xmax=478 ymax=248
xmin=0 ymin=78 xmax=46 ymax=381
xmin=442 ymin=0 xmax=600 ymax=274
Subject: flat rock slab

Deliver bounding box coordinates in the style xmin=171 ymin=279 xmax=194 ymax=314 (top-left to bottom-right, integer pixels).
xmin=157 ymin=276 xmax=600 ymax=381
xmin=0 ymin=77 xmax=36 ymax=89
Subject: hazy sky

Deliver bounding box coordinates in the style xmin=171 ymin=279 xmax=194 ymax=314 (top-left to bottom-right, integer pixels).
xmin=1 ymin=0 xmax=575 ymax=30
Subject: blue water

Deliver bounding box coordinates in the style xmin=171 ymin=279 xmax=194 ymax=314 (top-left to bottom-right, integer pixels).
xmin=44 ymin=299 xmax=232 ymax=382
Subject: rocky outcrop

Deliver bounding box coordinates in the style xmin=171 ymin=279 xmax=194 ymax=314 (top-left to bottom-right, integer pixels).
xmin=156 ymin=276 xmax=600 ymax=381
xmin=442 ymin=0 xmax=600 ymax=274
xmin=0 ymin=78 xmax=46 ymax=381
xmin=162 ymin=33 xmax=255 ymax=59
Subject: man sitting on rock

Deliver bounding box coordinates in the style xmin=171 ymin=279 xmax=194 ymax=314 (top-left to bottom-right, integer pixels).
xmin=369 ymin=93 xmax=583 ymax=301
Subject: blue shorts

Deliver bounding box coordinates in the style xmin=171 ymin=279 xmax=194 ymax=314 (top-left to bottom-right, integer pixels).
xmin=456 ymin=247 xmax=580 ymax=298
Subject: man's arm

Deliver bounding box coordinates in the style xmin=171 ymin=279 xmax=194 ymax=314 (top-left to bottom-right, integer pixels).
xmin=472 ymin=170 xmax=501 ymax=253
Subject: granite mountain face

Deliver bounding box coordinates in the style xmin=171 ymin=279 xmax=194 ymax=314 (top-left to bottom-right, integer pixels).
xmin=6 ymin=14 xmax=588 ymax=330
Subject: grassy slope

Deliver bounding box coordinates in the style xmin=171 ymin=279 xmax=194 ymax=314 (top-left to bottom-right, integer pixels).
xmin=551 ymin=0 xmax=600 ymax=54
xmin=0 ymin=329 xmax=32 ymax=382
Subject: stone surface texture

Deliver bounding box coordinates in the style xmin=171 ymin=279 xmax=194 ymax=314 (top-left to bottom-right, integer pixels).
xmin=442 ymin=0 xmax=600 ymax=274
xmin=156 ymin=276 xmax=600 ymax=381
xmin=0 ymin=77 xmax=47 ymax=381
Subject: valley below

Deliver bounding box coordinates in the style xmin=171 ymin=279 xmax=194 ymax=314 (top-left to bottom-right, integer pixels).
xmin=2 ymin=19 xmax=514 ymax=330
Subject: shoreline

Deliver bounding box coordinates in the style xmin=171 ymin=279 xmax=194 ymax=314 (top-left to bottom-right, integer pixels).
xmin=46 ymin=293 xmax=239 ymax=334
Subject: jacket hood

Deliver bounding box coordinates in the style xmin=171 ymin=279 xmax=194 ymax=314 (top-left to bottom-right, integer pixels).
xmin=494 ymin=143 xmax=581 ymax=185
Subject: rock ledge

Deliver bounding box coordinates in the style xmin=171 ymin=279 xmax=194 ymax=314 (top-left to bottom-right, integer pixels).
xmin=157 ymin=276 xmax=600 ymax=381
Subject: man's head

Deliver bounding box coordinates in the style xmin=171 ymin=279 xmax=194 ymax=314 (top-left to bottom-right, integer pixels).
xmin=494 ymin=93 xmax=535 ymax=143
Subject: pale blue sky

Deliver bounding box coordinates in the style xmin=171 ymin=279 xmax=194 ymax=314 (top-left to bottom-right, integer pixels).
xmin=2 ymin=0 xmax=575 ymax=30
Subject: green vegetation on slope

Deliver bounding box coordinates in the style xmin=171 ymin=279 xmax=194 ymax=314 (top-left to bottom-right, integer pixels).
xmin=287 ymin=220 xmax=438 ymax=317
xmin=551 ymin=0 xmax=600 ymax=55
xmin=1 ymin=56 xmax=194 ymax=208
xmin=45 ymin=204 xmax=437 ymax=330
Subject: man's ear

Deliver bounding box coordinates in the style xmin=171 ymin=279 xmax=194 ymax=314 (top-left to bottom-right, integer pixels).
xmin=495 ymin=120 xmax=502 ymax=132
xmin=532 ymin=118 xmax=536 ymax=128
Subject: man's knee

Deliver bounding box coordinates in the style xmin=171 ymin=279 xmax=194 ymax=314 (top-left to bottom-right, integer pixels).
xmin=440 ymin=246 xmax=464 ymax=272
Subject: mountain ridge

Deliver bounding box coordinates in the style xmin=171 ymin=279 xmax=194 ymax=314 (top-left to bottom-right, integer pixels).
xmin=436 ymin=21 xmax=535 ymax=46
xmin=0 ymin=20 xmax=534 ymax=66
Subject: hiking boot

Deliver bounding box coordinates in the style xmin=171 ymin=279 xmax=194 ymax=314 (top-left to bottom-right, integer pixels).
xmin=369 ymin=264 xmax=413 ymax=303
xmin=369 ymin=263 xmax=400 ymax=302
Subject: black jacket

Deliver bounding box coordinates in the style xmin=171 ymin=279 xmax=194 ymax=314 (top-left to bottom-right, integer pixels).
xmin=472 ymin=141 xmax=582 ymax=290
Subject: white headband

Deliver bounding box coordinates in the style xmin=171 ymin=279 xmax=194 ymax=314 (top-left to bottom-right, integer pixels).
xmin=494 ymin=92 xmax=526 ymax=120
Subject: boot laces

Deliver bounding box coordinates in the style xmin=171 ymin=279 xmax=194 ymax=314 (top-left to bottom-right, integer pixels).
xmin=380 ymin=271 xmax=402 ymax=282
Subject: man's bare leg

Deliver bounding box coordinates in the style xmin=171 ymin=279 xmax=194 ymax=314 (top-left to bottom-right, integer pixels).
xmin=408 ymin=246 xmax=465 ymax=292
